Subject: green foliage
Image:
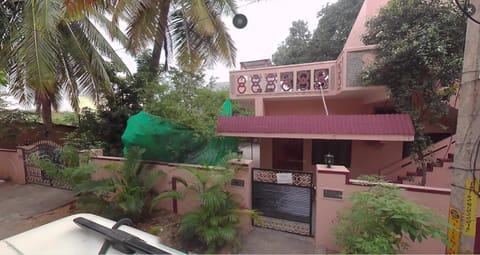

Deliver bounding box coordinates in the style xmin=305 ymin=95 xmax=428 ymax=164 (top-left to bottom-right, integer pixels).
xmin=74 ymin=60 xmax=150 ymax=156
xmin=272 ymin=20 xmax=313 ymax=65
xmin=52 ymin=112 xmax=79 ymax=126
xmin=272 ymin=0 xmax=364 ymax=65
xmin=0 ymin=109 xmax=40 ymax=146
xmin=39 ymin=146 xmax=181 ymax=221
xmin=0 ymin=0 xmax=129 ymax=131
xmin=112 ymin=0 xmax=237 ymax=74
xmin=334 ymin=184 xmax=449 ymax=254
xmin=178 ymin=164 xmax=256 ymax=253
xmin=309 ymin=0 xmax=364 ymax=61
xmin=356 ymin=174 xmax=387 ymax=183
xmin=362 ymin=0 xmax=466 ymax=185
xmin=146 ymin=67 xmax=228 ymax=139
xmin=0 ymin=70 xmax=6 ymax=86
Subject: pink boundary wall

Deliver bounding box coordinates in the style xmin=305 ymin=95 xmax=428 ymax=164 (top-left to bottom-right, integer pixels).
xmin=315 ymin=164 xmax=460 ymax=254
xmin=0 ymin=148 xmax=26 ymax=184
xmin=89 ymin=156 xmax=254 ymax=233
xmin=2 ymin=148 xmax=469 ymax=253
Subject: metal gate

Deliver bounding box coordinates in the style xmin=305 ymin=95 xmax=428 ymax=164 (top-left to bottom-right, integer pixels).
xmin=23 ymin=140 xmax=69 ymax=189
xmin=252 ymin=167 xmax=314 ymax=236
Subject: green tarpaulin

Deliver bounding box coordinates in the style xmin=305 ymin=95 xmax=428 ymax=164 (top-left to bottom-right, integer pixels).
xmin=121 ymin=99 xmax=237 ymax=166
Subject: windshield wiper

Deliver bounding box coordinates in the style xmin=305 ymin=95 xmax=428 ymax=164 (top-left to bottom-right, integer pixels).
xmin=73 ymin=217 xmax=170 ymax=254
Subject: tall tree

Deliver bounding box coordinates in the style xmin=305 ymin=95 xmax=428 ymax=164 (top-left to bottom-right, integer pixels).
xmin=0 ymin=0 xmax=128 ymax=137
xmin=111 ymin=0 xmax=238 ymax=77
xmin=272 ymin=20 xmax=312 ymax=65
xmin=272 ymin=0 xmax=364 ymax=65
xmin=76 ymin=53 xmax=152 ymax=156
xmin=309 ymin=0 xmax=364 ymax=61
xmin=146 ymin=66 xmax=227 ymax=138
xmin=362 ymin=0 xmax=466 ymax=185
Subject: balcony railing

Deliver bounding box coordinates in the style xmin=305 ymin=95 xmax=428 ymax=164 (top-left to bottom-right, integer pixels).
xmin=229 ymin=61 xmax=336 ymax=97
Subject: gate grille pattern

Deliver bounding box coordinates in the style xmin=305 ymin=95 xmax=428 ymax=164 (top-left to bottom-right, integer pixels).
xmin=252 ymin=168 xmax=313 ymax=236
xmin=23 ymin=140 xmax=69 ymax=189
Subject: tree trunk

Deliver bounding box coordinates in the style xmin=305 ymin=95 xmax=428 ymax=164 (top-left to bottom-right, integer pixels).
xmin=40 ymin=98 xmax=53 ymax=139
xmin=148 ymin=0 xmax=171 ymax=80
xmin=419 ymin=153 xmax=427 ymax=186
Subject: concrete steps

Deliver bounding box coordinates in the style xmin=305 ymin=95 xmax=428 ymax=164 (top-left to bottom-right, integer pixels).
xmin=396 ymin=153 xmax=453 ymax=188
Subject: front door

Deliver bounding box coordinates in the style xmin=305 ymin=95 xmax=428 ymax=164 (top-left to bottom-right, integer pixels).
xmin=272 ymin=139 xmax=303 ymax=170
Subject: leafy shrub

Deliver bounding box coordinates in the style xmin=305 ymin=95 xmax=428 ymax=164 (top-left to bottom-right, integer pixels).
xmin=178 ymin=165 xmax=257 ymax=253
xmin=38 ymin=146 xmax=181 ymax=221
xmin=334 ymin=183 xmax=448 ymax=254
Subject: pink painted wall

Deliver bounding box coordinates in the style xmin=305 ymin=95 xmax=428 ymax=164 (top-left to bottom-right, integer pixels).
xmin=303 ymin=140 xmax=315 ymax=171
xmin=259 ymin=138 xmax=273 ymax=169
xmin=0 ymin=148 xmax=26 ymax=184
xmin=89 ymin=156 xmax=254 ymax=230
xmin=264 ymin=98 xmax=382 ymax=116
xmin=258 ymin=138 xmax=404 ymax=177
xmin=343 ymin=0 xmax=390 ymax=49
xmin=314 ymin=165 xmax=461 ymax=254
xmin=350 ymin=140 xmax=403 ymax=177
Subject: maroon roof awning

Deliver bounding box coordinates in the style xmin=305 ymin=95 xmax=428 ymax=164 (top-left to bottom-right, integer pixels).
xmin=216 ymin=114 xmax=415 ymax=141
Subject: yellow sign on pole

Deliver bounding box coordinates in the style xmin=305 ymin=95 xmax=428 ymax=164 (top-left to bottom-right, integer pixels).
xmin=447 ymin=207 xmax=461 ymax=254
xmin=463 ymin=179 xmax=479 ymax=236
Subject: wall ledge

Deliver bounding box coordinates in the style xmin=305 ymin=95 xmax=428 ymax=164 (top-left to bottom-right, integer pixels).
xmin=0 ymin=148 xmax=17 ymax=152
xmin=91 ymin=156 xmax=252 ymax=170
xmin=316 ymin=165 xmax=350 ymax=184
xmin=349 ymin=179 xmax=451 ymax=195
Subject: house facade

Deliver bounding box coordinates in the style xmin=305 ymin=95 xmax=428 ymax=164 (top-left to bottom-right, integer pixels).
xmin=216 ymin=0 xmax=457 ymax=186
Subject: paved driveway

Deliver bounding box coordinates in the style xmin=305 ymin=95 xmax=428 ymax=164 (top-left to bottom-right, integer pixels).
xmin=238 ymin=227 xmax=335 ymax=254
xmin=0 ymin=182 xmax=74 ymax=239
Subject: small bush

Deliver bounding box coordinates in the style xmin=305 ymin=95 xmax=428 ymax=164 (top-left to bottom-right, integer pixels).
xmin=334 ymin=183 xmax=448 ymax=254
xmin=178 ymin=165 xmax=257 ymax=253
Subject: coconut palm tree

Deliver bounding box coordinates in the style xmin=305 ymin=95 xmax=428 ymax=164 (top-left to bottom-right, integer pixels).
xmin=0 ymin=0 xmax=129 ymax=137
xmin=111 ymin=0 xmax=238 ymax=76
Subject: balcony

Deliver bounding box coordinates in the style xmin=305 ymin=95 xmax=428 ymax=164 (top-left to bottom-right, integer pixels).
xmin=229 ymin=61 xmax=336 ymax=99
xmin=229 ymin=46 xmax=379 ymax=100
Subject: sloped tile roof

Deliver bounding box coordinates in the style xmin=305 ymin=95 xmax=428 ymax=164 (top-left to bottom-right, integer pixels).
xmin=216 ymin=114 xmax=414 ymax=137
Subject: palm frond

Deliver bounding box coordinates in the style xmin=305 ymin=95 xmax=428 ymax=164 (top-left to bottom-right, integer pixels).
xmin=60 ymin=21 xmax=112 ymax=102
xmin=77 ymin=16 xmax=130 ymax=73
xmin=151 ymin=190 xmax=183 ymax=208
xmin=171 ymin=3 xmax=236 ymax=71
xmin=19 ymin=0 xmax=64 ymax=97
xmin=73 ymin=179 xmax=113 ymax=195
xmin=187 ymin=0 xmax=215 ymax=36
xmin=123 ymin=0 xmax=161 ymax=53
xmin=141 ymin=168 xmax=165 ymax=190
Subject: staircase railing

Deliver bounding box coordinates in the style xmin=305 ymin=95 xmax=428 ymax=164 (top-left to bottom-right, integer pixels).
xmin=378 ymin=135 xmax=456 ymax=180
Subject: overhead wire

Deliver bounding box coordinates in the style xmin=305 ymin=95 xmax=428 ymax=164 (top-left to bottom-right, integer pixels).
xmin=454 ymin=0 xmax=480 ymax=24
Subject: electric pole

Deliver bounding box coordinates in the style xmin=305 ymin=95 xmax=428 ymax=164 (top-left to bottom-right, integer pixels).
xmin=448 ymin=0 xmax=480 ymax=253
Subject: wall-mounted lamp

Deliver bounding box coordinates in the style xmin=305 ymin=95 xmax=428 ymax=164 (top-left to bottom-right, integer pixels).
xmin=237 ymin=149 xmax=243 ymax=161
xmin=324 ymin=153 xmax=334 ymax=168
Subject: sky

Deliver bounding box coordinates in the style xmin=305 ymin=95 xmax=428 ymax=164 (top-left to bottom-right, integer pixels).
xmin=120 ymin=0 xmax=337 ymax=82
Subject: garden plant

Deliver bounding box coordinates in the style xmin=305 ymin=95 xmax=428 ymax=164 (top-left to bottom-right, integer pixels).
xmin=177 ymin=163 xmax=258 ymax=253
xmin=37 ymin=146 xmax=181 ymax=221
xmin=334 ymin=182 xmax=449 ymax=254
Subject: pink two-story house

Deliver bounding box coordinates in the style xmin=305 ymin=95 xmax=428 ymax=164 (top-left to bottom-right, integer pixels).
xmin=216 ymin=0 xmax=457 ymax=186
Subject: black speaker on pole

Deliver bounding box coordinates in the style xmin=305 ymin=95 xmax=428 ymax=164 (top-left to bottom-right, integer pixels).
xmin=233 ymin=14 xmax=248 ymax=29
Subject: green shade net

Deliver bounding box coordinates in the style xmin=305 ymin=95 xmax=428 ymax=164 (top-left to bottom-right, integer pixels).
xmin=121 ymin=99 xmax=237 ymax=166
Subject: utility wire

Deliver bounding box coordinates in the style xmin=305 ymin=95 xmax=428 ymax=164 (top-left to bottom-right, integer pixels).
xmin=454 ymin=0 xmax=480 ymax=24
